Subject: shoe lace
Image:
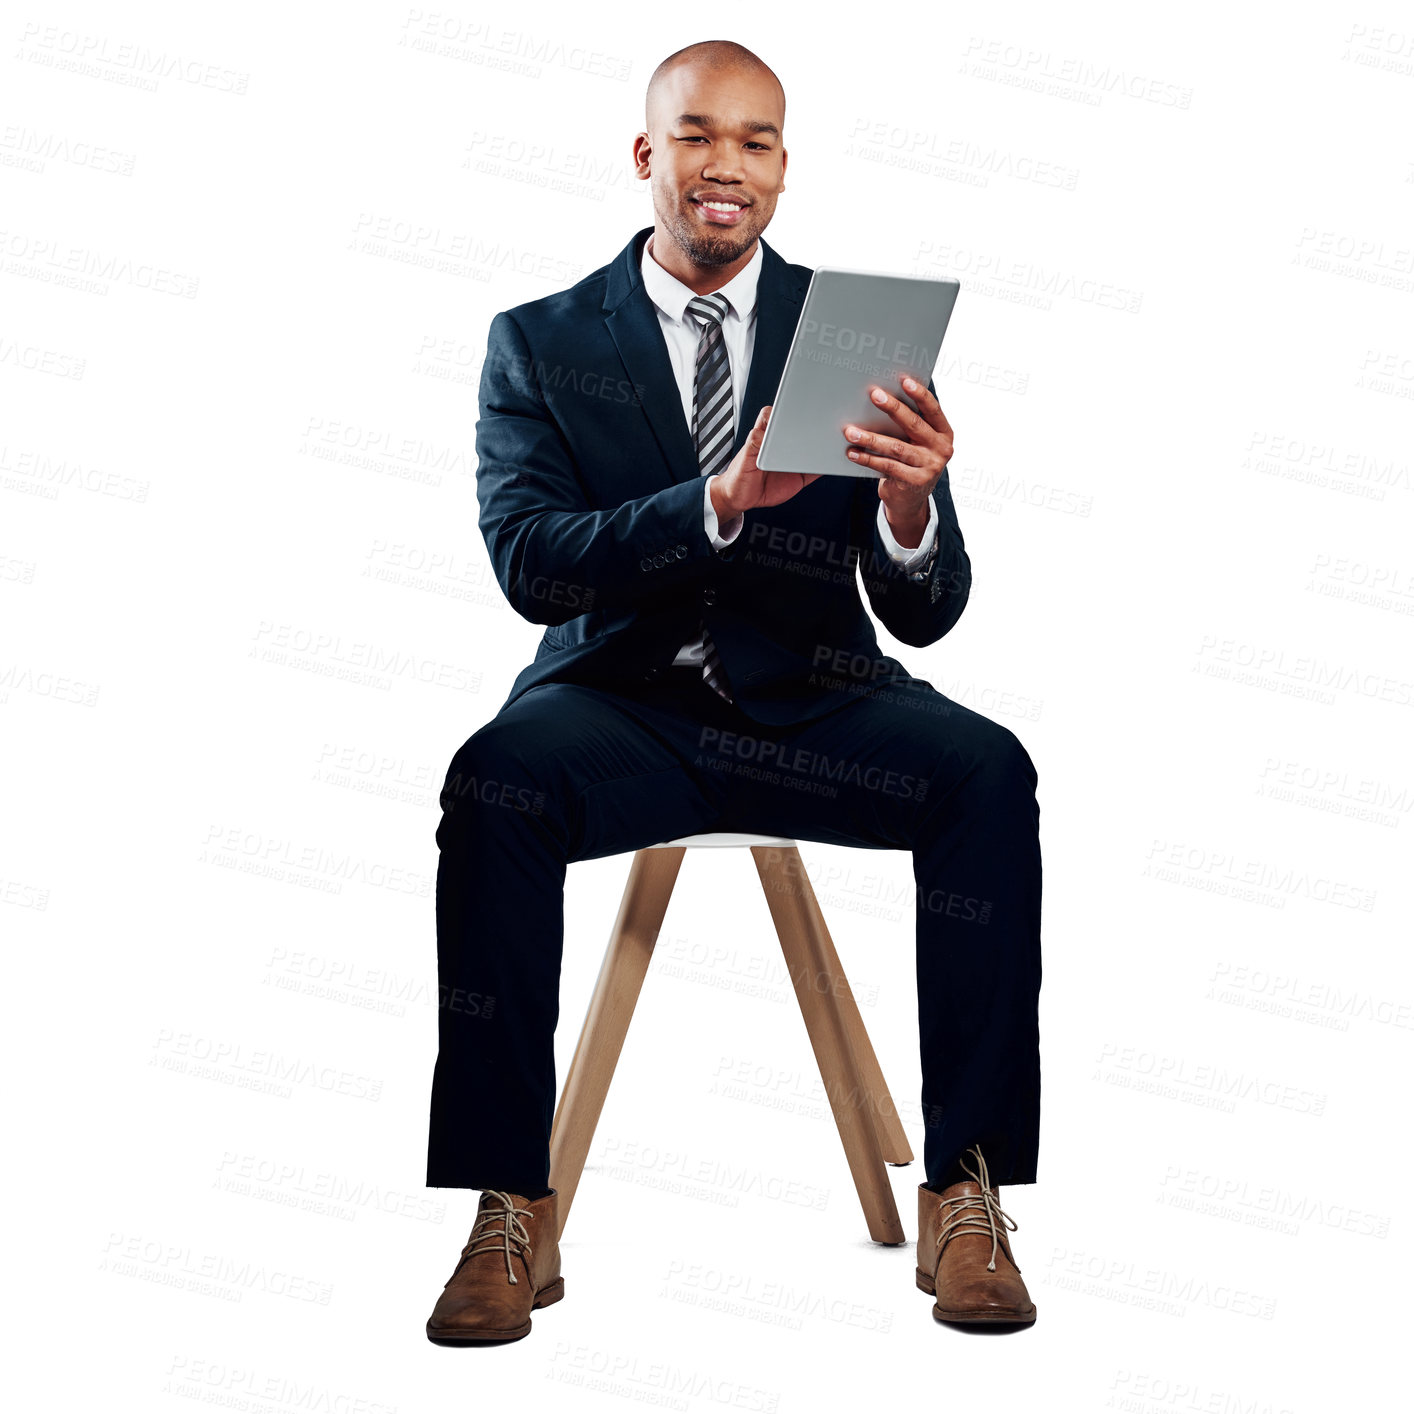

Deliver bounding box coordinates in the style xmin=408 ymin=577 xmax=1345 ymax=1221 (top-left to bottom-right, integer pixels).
xmin=934 ymin=1146 xmax=1020 ymax=1273
xmin=452 ymin=1190 xmax=535 ymax=1286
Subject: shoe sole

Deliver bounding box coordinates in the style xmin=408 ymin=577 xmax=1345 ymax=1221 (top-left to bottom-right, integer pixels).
xmin=916 ymin=1268 xmax=1036 ymax=1325
xmin=426 ymin=1276 xmax=565 ymax=1344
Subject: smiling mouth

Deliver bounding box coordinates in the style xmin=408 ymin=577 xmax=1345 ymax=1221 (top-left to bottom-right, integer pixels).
xmin=690 ymin=196 xmax=749 ymax=223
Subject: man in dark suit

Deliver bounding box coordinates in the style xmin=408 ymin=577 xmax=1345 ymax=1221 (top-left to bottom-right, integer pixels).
xmin=425 ymin=39 xmax=1043 ymax=1342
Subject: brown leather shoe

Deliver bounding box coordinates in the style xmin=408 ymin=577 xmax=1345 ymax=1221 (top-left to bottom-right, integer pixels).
xmin=426 ymin=1188 xmax=565 ymax=1344
xmin=916 ymin=1146 xmax=1035 ymax=1325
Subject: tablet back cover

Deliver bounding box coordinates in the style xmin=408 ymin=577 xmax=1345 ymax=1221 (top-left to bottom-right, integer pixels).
xmin=756 ymin=267 xmax=960 ymax=477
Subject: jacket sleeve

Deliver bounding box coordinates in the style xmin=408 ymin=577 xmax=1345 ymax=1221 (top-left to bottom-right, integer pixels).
xmin=475 ymin=310 xmax=720 ymax=627
xmin=849 ymin=378 xmax=971 ymax=648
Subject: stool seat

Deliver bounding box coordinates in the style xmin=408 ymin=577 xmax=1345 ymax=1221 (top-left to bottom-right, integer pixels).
xmin=648 ymin=831 xmax=796 ymax=849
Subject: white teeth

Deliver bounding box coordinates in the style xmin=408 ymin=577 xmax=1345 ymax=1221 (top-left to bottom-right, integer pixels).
xmin=700 ymin=201 xmax=743 ymax=212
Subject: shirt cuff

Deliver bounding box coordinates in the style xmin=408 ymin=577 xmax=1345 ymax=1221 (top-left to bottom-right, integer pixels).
xmin=704 ymin=473 xmax=743 ymax=549
xmin=876 ymin=495 xmax=938 ymax=570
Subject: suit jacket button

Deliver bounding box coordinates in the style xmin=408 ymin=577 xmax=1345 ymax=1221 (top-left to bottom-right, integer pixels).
xmin=653 ymin=552 xmax=666 ymax=568
xmin=640 ymin=556 xmax=651 ymax=571
xmin=675 ymin=544 xmax=687 ymax=558
xmin=702 ymin=587 xmax=717 ymax=605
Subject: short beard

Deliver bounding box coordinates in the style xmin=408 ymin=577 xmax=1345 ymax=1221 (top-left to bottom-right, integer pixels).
xmin=664 ymin=201 xmax=757 ymax=267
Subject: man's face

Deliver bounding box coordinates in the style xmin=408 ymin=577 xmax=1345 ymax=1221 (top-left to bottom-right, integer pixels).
xmin=637 ymin=65 xmax=787 ymax=267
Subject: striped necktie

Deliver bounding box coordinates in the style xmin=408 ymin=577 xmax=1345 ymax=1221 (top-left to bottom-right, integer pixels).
xmin=686 ymin=292 xmax=735 ymax=703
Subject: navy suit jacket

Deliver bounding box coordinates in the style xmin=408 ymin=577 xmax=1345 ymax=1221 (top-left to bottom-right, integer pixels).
xmin=474 ymin=225 xmax=972 ymax=726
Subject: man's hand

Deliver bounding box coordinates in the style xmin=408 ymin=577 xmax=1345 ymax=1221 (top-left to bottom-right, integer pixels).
xmin=709 ymin=404 xmax=820 ymax=522
xmin=842 ymin=376 xmax=954 ymax=549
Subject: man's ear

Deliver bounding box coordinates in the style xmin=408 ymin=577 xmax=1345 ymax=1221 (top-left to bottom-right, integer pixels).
xmin=632 ymin=132 xmax=652 ymax=179
xmin=778 ymin=144 xmax=787 ymax=195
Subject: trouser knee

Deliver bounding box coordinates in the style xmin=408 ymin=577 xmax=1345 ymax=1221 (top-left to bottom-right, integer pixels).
xmin=439 ymin=727 xmax=551 ymax=824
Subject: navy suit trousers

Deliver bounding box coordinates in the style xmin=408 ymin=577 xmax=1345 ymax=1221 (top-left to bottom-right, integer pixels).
xmin=426 ymin=666 xmax=1042 ymax=1194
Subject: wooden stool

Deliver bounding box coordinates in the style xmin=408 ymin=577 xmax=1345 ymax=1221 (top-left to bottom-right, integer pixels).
xmin=548 ymin=833 xmax=913 ymax=1246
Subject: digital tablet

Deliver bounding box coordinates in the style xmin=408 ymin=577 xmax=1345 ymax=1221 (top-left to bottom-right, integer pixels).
xmin=755 ymin=266 xmax=960 ymax=477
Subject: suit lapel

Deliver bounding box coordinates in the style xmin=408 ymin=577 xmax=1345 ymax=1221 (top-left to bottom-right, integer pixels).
xmin=734 ymin=244 xmax=803 ymax=463
xmin=602 ymin=227 xmax=807 ymax=492
xmin=603 ymin=279 xmax=699 ymax=491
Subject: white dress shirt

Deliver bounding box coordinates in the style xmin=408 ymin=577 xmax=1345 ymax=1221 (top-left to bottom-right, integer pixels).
xmin=639 ymin=232 xmax=939 ymax=667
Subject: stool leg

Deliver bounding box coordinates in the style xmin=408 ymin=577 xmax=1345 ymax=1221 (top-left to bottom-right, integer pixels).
xmin=750 ymin=845 xmax=906 ymax=1246
xmin=549 ymin=846 xmax=685 ymax=1238
xmin=796 ymin=863 xmax=915 ymax=1166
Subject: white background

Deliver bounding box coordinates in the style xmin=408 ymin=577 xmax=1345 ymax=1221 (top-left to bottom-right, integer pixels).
xmin=5 ymin=1 xmax=1410 ymax=1408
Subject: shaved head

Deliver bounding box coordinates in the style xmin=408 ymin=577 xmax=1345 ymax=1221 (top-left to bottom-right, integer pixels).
xmin=645 ymin=40 xmax=785 ymax=131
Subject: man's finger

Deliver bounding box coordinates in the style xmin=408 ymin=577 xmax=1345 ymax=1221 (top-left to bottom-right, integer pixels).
xmin=844 ymin=424 xmax=930 ymax=468
xmin=901 ymin=376 xmax=952 ymax=436
xmin=863 ymin=386 xmax=931 ymax=442
xmin=848 ymin=447 xmax=931 ymax=487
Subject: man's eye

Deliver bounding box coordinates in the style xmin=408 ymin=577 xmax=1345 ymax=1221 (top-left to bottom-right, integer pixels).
xmin=679 ymin=137 xmax=770 ymax=149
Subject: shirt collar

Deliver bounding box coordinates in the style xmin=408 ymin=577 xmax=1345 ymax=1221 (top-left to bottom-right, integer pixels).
xmin=641 ymin=229 xmax=762 ymax=326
